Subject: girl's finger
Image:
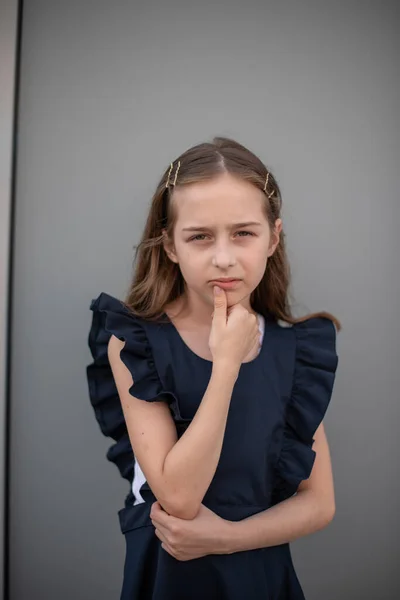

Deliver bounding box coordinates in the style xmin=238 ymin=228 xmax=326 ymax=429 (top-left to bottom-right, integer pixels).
xmin=161 ymin=542 xmax=176 ymax=557
xmin=151 ymin=506 xmax=174 ymax=527
xmin=151 ymin=520 xmax=170 ymax=538
xmin=150 ymin=510 xmax=170 ymax=528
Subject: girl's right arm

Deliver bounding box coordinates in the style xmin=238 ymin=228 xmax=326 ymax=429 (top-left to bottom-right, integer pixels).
xmin=109 ymin=336 xmax=237 ymax=520
xmin=108 ymin=287 xmax=259 ymax=520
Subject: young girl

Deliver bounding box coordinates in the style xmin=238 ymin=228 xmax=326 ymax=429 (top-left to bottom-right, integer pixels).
xmin=86 ymin=137 xmax=340 ymax=600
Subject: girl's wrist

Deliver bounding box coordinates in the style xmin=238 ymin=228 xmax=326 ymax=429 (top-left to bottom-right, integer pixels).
xmin=214 ymin=519 xmax=240 ymax=555
xmin=211 ymin=359 xmax=240 ymax=382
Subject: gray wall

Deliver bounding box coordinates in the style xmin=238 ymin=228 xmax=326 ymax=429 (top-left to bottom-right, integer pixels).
xmin=10 ymin=1 xmax=399 ymax=599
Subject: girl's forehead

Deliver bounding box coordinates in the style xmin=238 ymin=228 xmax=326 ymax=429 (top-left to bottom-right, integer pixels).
xmin=172 ymin=177 xmax=266 ymax=223
xmin=174 ymin=173 xmax=261 ymax=201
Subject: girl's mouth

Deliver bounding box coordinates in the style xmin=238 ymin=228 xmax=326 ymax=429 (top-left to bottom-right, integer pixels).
xmin=210 ymin=279 xmax=241 ymax=290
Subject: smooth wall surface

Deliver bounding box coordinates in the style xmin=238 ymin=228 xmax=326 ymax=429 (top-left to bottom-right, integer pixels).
xmin=10 ymin=1 xmax=399 ymax=599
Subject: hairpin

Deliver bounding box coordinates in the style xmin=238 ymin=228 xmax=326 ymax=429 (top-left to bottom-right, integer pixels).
xmin=166 ymin=163 xmax=174 ymax=188
xmin=166 ymin=161 xmax=181 ymax=188
xmin=263 ymin=171 xmax=274 ymax=199
xmin=173 ymin=161 xmax=180 ymax=185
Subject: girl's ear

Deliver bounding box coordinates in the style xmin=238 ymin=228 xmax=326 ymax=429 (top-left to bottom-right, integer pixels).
xmin=162 ymin=229 xmax=179 ymax=264
xmin=267 ymin=218 xmax=282 ymax=257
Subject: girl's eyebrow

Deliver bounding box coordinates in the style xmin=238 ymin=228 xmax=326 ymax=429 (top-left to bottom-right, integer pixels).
xmin=182 ymin=221 xmax=263 ymax=232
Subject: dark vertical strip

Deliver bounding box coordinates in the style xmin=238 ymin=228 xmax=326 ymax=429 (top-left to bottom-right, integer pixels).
xmin=4 ymin=1 xmax=24 ymax=599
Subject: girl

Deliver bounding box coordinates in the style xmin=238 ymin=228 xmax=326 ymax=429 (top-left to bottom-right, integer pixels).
xmin=86 ymin=137 xmax=340 ymax=600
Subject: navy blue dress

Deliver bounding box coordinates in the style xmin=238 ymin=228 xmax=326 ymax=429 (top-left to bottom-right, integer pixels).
xmin=86 ymin=292 xmax=338 ymax=600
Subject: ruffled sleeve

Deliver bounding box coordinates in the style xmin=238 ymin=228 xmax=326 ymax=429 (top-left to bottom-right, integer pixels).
xmin=86 ymin=292 xmax=180 ymax=488
xmin=271 ymin=317 xmax=339 ymax=506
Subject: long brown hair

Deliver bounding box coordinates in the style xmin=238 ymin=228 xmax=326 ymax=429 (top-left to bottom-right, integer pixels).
xmin=123 ymin=137 xmax=341 ymax=331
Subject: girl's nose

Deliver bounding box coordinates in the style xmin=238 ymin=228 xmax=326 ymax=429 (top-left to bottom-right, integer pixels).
xmin=211 ymin=248 xmax=236 ymax=268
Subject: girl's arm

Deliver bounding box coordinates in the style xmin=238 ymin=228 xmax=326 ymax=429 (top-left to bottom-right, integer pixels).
xmin=150 ymin=423 xmax=335 ymax=561
xmin=223 ymin=423 xmax=335 ymax=552
xmin=108 ymin=334 xmax=239 ymax=520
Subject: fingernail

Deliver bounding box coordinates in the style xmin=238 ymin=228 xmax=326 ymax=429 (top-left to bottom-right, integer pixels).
xmin=214 ymin=285 xmax=221 ymax=295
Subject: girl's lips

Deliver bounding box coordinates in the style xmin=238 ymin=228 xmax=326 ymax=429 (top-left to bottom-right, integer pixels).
xmin=211 ymin=280 xmax=241 ymax=290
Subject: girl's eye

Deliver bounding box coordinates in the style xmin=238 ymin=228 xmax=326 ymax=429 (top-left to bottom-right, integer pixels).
xmin=189 ymin=231 xmax=255 ymax=242
xmin=190 ymin=234 xmax=208 ymax=241
xmin=236 ymin=231 xmax=254 ymax=237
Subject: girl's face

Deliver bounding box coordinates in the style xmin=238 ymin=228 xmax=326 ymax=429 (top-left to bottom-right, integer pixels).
xmin=164 ymin=172 xmax=282 ymax=318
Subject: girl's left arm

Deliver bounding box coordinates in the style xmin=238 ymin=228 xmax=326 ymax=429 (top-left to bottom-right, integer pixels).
xmin=224 ymin=422 xmax=335 ymax=553
xmin=151 ymin=423 xmax=336 ymax=560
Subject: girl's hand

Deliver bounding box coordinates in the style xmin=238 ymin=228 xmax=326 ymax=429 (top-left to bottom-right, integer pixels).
xmin=150 ymin=501 xmax=231 ymax=561
xmin=209 ymin=286 xmax=260 ymax=367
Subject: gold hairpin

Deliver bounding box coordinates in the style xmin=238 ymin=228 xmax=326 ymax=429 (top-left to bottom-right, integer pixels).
xmin=263 ymin=172 xmax=270 ymax=192
xmin=166 ymin=163 xmax=174 ymax=188
xmin=173 ymin=161 xmax=181 ymax=185
xmin=263 ymin=172 xmax=274 ymax=199
xmin=166 ymin=161 xmax=181 ymax=188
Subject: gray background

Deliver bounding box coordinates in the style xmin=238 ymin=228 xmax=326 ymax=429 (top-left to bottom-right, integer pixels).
xmin=9 ymin=1 xmax=399 ymax=599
